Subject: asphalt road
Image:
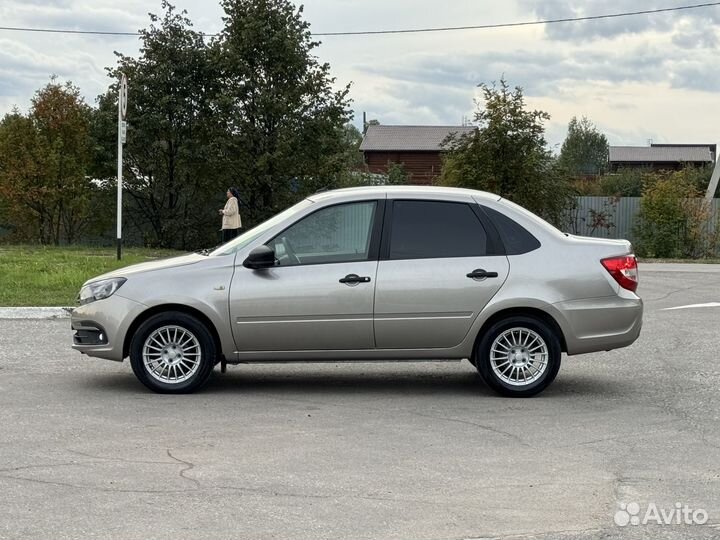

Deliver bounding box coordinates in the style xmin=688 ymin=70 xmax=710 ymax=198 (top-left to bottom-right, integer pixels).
xmin=1 ymin=264 xmax=720 ymax=540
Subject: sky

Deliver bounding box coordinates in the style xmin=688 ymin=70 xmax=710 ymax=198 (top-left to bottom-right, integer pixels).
xmin=1 ymin=0 xmax=719 ymax=150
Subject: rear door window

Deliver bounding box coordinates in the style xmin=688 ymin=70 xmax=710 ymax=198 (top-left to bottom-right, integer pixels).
xmin=388 ymin=200 xmax=488 ymax=260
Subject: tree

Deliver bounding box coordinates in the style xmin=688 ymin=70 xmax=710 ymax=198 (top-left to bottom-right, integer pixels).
xmin=91 ymin=0 xmax=355 ymax=248
xmin=0 ymin=81 xmax=99 ymax=244
xmin=440 ymin=78 xmax=572 ymax=224
xmin=212 ymin=0 xmax=353 ymax=223
xmin=0 ymin=111 xmax=44 ymax=241
xmin=558 ymin=116 xmax=609 ymax=176
xmin=341 ymin=123 xmax=364 ymax=170
xmin=93 ymin=1 xmax=219 ymax=249
xmin=32 ymin=81 xmax=97 ymax=244
xmin=313 ymin=123 xmax=365 ymax=184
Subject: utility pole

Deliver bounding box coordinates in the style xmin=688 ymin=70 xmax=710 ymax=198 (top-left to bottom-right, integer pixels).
xmin=705 ymin=147 xmax=720 ymax=202
xmin=117 ymin=73 xmax=128 ymax=260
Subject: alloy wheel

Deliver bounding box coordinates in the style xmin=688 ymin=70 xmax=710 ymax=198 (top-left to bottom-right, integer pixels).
xmin=142 ymin=325 xmax=202 ymax=384
xmin=489 ymin=327 xmax=549 ymax=387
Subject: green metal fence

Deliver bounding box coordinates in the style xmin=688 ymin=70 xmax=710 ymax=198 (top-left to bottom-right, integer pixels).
xmin=567 ymin=197 xmax=720 ymax=242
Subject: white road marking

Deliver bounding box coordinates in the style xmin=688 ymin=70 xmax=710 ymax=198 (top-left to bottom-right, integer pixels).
xmin=662 ymin=302 xmax=720 ymax=311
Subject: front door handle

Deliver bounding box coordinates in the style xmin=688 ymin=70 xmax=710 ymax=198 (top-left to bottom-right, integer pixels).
xmin=467 ymin=269 xmax=499 ymax=280
xmin=339 ymin=274 xmax=371 ymax=284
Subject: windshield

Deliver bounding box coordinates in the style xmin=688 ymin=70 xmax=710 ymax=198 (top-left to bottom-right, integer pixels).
xmin=210 ymin=198 xmax=314 ymax=256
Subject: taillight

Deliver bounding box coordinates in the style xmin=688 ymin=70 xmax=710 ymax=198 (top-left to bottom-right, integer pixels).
xmin=601 ymin=255 xmax=638 ymax=292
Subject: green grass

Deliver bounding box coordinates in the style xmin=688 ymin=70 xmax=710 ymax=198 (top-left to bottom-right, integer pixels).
xmin=0 ymin=245 xmax=186 ymax=306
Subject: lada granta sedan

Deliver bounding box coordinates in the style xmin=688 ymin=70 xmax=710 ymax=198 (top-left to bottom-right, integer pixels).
xmin=72 ymin=186 xmax=642 ymax=397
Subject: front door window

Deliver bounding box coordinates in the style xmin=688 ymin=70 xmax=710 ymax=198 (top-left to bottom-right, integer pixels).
xmin=268 ymin=201 xmax=377 ymax=266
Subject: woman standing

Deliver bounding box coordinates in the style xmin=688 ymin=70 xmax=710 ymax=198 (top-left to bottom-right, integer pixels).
xmin=219 ymin=187 xmax=242 ymax=242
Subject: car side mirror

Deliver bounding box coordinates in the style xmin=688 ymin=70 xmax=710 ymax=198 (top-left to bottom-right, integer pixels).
xmin=243 ymin=245 xmax=276 ymax=269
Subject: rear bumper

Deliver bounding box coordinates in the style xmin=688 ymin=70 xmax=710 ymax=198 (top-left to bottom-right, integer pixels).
xmin=71 ymin=294 xmax=147 ymax=362
xmin=554 ymin=295 xmax=643 ymax=355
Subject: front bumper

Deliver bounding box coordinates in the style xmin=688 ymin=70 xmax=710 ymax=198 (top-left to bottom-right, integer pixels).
xmin=71 ymin=294 xmax=148 ymax=362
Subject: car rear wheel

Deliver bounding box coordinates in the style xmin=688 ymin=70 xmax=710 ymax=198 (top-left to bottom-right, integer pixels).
xmin=475 ymin=315 xmax=561 ymax=397
xmin=129 ymin=311 xmax=216 ymax=394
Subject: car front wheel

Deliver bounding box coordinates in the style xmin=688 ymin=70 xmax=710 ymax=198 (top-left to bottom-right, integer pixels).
xmin=129 ymin=311 xmax=216 ymax=394
xmin=475 ymin=315 xmax=561 ymax=397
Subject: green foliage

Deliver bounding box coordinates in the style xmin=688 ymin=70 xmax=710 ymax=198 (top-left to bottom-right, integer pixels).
xmin=599 ymin=166 xmax=713 ymax=198
xmin=682 ymin=165 xmax=714 ymax=195
xmin=635 ymin=171 xmax=713 ymax=258
xmin=334 ymin=162 xmax=409 ymax=189
xmin=212 ymin=0 xmax=352 ymax=222
xmin=0 ymin=81 xmax=103 ymax=245
xmin=0 ymin=190 xmax=11 ymax=238
xmin=317 ymin=123 xmax=365 ymax=187
xmin=575 ymin=165 xmax=714 ymax=200
xmin=88 ymin=0 xmax=355 ymax=250
xmin=599 ymin=168 xmax=644 ymax=197
xmin=340 ymin=123 xmax=364 ymax=170
xmin=385 ymin=162 xmax=410 ymax=185
xmin=93 ymin=2 xmax=219 ymax=250
xmin=439 ymin=78 xmax=573 ymax=224
xmin=558 ymin=116 xmax=609 ymax=176
xmin=570 ymin=177 xmax=602 ymax=196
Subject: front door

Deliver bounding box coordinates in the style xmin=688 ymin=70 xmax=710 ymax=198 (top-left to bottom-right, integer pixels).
xmin=230 ymin=200 xmax=381 ymax=352
xmin=374 ymin=199 xmax=509 ymax=349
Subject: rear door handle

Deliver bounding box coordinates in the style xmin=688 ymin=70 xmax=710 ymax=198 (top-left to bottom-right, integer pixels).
xmin=467 ymin=269 xmax=499 ymax=280
xmin=339 ymin=274 xmax=371 ymax=284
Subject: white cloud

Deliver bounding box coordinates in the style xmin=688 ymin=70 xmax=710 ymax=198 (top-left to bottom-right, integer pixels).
xmin=0 ymin=0 xmax=718 ymax=149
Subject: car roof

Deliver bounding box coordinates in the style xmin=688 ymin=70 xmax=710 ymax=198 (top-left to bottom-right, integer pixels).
xmin=307 ymin=185 xmax=501 ymax=203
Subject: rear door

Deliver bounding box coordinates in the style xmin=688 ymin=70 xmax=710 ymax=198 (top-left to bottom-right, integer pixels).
xmin=374 ymin=197 xmax=509 ymax=349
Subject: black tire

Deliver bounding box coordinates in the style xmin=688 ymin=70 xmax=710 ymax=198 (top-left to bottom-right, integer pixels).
xmin=129 ymin=311 xmax=216 ymax=394
xmin=475 ymin=315 xmax=561 ymax=397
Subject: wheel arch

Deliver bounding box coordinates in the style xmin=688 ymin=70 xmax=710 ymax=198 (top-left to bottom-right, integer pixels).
xmin=123 ymin=304 xmax=223 ymax=360
xmin=472 ymin=306 xmax=568 ymax=363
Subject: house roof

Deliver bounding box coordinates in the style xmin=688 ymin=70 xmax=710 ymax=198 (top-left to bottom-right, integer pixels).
xmin=359 ymin=125 xmax=476 ymax=152
xmin=609 ymin=145 xmax=714 ymax=163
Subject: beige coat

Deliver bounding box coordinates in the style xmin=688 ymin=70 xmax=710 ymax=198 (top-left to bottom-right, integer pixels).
xmin=221 ymin=197 xmax=242 ymax=230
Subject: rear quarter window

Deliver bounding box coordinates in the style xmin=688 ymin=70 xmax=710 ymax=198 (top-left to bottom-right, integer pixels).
xmin=482 ymin=206 xmax=541 ymax=255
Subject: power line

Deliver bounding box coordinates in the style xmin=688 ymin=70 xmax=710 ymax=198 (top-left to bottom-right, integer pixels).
xmin=315 ymin=2 xmax=720 ymax=36
xmin=0 ymin=2 xmax=718 ymax=38
xmin=0 ymin=26 xmax=139 ymax=36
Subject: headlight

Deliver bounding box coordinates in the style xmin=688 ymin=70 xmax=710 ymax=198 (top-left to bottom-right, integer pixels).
xmin=78 ymin=278 xmax=127 ymax=305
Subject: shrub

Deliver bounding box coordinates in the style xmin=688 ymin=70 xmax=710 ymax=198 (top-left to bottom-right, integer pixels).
xmin=600 ymin=168 xmax=644 ymax=197
xmin=571 ymin=177 xmax=602 ymax=196
xmin=635 ymin=171 xmax=711 ymax=258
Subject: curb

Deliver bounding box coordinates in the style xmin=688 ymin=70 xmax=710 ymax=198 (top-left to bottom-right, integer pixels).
xmin=0 ymin=307 xmax=73 ymax=320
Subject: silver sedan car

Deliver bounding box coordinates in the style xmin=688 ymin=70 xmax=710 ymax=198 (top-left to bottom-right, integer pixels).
xmin=72 ymin=186 xmax=642 ymax=397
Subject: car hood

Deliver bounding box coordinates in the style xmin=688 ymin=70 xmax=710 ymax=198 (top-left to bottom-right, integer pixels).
xmin=84 ymin=253 xmax=207 ymax=285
